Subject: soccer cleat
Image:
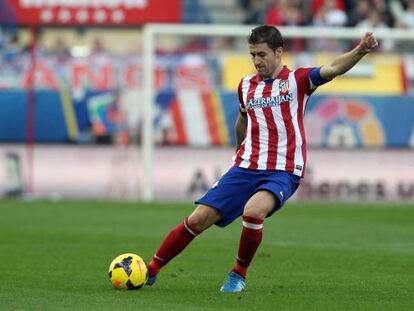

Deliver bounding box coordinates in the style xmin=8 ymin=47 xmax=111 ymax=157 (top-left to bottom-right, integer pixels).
xmin=146 ymin=274 xmax=158 ymax=286
xmin=220 ymin=271 xmax=246 ymax=292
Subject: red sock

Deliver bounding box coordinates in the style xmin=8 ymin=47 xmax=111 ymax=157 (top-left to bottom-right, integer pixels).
xmin=147 ymin=217 xmax=200 ymax=277
xmin=232 ymin=216 xmax=263 ymax=278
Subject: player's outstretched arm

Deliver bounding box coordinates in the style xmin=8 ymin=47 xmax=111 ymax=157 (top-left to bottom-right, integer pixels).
xmin=235 ymin=112 xmax=247 ymax=151
xmin=319 ymin=32 xmax=378 ymax=81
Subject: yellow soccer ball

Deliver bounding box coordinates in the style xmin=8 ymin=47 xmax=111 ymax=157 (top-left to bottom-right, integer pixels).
xmin=108 ymin=253 xmax=148 ymax=290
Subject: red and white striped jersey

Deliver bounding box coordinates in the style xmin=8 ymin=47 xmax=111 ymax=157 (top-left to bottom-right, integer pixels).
xmin=233 ymin=66 xmax=318 ymax=177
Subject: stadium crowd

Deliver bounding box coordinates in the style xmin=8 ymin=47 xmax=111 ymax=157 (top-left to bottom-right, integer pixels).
xmin=240 ymin=0 xmax=414 ymax=29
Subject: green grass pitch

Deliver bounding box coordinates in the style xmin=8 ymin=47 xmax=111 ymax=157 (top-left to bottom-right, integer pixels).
xmin=0 ymin=199 xmax=413 ymax=310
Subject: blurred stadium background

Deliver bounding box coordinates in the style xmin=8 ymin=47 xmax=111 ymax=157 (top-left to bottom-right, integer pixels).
xmin=0 ymin=0 xmax=414 ymax=203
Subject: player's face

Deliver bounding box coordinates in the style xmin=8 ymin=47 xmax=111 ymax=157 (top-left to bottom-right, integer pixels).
xmin=249 ymin=43 xmax=283 ymax=79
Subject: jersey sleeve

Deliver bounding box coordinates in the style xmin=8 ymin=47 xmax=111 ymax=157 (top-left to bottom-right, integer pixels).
xmin=295 ymin=67 xmax=330 ymax=96
xmin=237 ymin=79 xmax=247 ymax=116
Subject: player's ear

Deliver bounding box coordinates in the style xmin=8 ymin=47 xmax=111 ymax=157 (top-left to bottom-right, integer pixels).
xmin=275 ymin=47 xmax=283 ymax=57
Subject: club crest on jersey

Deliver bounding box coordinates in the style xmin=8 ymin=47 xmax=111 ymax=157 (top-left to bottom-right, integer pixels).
xmin=279 ymin=80 xmax=289 ymax=93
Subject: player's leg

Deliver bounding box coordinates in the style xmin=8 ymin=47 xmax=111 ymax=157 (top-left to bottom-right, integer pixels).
xmin=221 ymin=171 xmax=300 ymax=292
xmin=146 ymin=204 xmax=221 ymax=285
xmin=231 ymin=190 xmax=277 ymax=278
xmin=220 ymin=190 xmax=276 ymax=292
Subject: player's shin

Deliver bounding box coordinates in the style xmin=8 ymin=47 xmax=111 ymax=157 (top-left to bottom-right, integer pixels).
xmin=232 ymin=215 xmax=264 ymax=278
xmin=147 ymin=217 xmax=201 ymax=278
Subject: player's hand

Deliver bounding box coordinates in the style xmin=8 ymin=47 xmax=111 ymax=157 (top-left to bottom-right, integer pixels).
xmin=358 ymin=32 xmax=378 ymax=54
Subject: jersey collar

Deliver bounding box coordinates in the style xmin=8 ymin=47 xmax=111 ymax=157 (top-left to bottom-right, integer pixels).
xmin=255 ymin=65 xmax=290 ymax=83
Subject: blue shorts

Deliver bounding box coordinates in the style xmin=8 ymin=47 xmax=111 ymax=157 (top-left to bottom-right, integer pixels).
xmin=195 ymin=166 xmax=301 ymax=227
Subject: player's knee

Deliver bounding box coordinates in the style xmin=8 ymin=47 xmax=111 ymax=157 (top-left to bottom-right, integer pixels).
xmin=243 ymin=190 xmax=278 ymax=219
xmin=187 ymin=214 xmax=205 ymax=232
xmin=187 ymin=205 xmax=221 ymax=232
xmin=243 ymin=205 xmax=267 ymax=219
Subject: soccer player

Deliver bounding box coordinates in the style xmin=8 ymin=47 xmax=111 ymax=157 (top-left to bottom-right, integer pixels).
xmin=146 ymin=25 xmax=378 ymax=292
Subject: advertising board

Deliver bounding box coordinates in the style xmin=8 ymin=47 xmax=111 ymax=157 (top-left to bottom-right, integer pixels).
xmin=0 ymin=146 xmax=413 ymax=203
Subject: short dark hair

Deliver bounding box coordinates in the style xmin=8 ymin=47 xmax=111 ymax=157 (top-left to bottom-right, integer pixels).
xmin=248 ymin=25 xmax=284 ymax=50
